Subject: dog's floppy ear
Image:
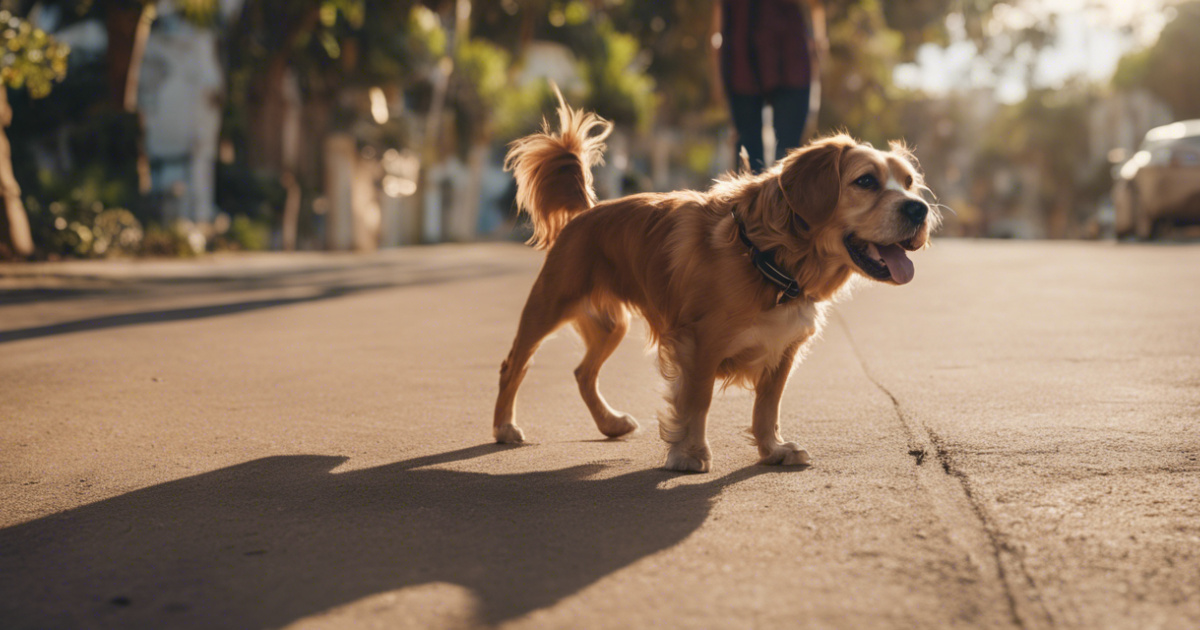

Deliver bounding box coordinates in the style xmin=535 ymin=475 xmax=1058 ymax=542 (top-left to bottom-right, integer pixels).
xmin=778 ymin=136 xmax=851 ymax=229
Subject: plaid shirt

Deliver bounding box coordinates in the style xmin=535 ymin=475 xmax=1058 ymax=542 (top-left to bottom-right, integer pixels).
xmin=721 ymin=0 xmax=814 ymax=95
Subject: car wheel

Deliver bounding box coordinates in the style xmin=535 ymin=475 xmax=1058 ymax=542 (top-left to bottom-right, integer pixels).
xmin=1132 ymin=188 xmax=1155 ymax=241
xmin=1150 ymin=217 xmax=1168 ymax=240
xmin=1116 ymin=185 xmax=1136 ymax=239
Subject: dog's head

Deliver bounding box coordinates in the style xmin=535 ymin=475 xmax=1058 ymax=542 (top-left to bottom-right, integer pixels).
xmin=776 ymin=134 xmax=941 ymax=288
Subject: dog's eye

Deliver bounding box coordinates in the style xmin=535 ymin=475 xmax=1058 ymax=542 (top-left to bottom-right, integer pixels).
xmin=905 ymin=175 xmax=914 ymax=188
xmin=853 ymin=174 xmax=879 ymax=190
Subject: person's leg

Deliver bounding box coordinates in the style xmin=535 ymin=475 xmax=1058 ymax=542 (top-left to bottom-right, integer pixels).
xmin=770 ymin=86 xmax=812 ymax=161
xmin=727 ymin=93 xmax=766 ymax=173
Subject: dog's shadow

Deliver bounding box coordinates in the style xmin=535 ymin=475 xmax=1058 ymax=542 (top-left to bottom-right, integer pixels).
xmin=0 ymin=445 xmax=781 ymax=629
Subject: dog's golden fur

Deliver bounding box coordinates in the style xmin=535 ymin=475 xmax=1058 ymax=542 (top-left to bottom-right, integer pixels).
xmin=494 ymin=96 xmax=940 ymax=472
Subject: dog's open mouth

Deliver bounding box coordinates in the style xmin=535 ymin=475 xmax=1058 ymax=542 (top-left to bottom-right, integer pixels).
xmin=844 ymin=233 xmax=920 ymax=285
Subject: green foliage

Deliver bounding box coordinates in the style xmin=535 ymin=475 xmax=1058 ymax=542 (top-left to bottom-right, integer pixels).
xmin=29 ymin=110 xmax=144 ymax=215
xmin=178 ymin=0 xmax=220 ymax=26
xmin=225 ymin=214 xmax=270 ymax=250
xmin=985 ymin=88 xmax=1090 ymax=173
xmin=0 ymin=10 xmax=70 ymax=98
xmin=310 ymin=0 xmax=365 ymax=60
xmin=345 ymin=3 xmax=445 ymax=86
xmin=215 ymin=161 xmax=286 ymax=220
xmin=493 ymin=83 xmax=557 ymax=142
xmin=683 ymin=138 xmax=717 ymax=177
xmin=408 ymin=4 xmax=446 ymax=59
xmin=1114 ymin=1 xmax=1200 ymax=119
xmin=1112 ymin=48 xmax=1150 ymax=91
xmin=321 ymin=0 xmax=364 ymax=29
xmin=555 ymin=1 xmax=699 ymax=125
xmin=22 ymin=154 xmax=277 ymax=258
xmin=457 ymin=37 xmax=509 ymax=107
xmin=455 ymin=36 xmax=551 ymax=140
xmin=140 ymin=222 xmax=198 ymax=257
xmin=818 ymin=0 xmax=907 ymax=144
xmin=580 ymin=22 xmax=655 ymax=130
xmin=560 ymin=0 xmax=589 ymax=26
xmin=456 ymin=3 xmax=655 ymax=142
xmin=872 ymin=0 xmax=1007 ymax=60
xmin=25 ymin=168 xmax=143 ymax=258
xmin=975 ymin=84 xmax=1099 ymax=233
xmin=37 ymin=164 xmax=133 ymax=215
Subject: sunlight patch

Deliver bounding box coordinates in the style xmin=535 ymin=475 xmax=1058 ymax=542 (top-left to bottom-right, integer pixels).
xmin=284 ymin=582 xmax=479 ymax=630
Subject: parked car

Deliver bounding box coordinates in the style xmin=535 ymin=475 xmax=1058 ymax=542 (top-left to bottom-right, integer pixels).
xmin=1113 ymin=119 xmax=1200 ymax=239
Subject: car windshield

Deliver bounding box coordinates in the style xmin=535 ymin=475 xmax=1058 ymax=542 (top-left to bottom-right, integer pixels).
xmin=1138 ymin=135 xmax=1200 ymax=152
xmin=1140 ymin=120 xmax=1200 ymax=151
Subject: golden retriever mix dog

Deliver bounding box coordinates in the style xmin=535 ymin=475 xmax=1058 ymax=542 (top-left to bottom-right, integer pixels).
xmin=494 ymin=96 xmax=940 ymax=472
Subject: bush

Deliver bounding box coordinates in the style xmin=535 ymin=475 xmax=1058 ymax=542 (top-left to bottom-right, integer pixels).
xmin=141 ymin=223 xmax=200 ymax=257
xmin=23 ymin=164 xmax=142 ymax=258
xmin=226 ymin=215 xmax=271 ymax=251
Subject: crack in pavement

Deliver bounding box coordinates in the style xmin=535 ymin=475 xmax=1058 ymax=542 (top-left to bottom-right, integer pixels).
xmin=924 ymin=426 xmax=1061 ymax=630
xmin=834 ymin=312 xmax=1054 ymax=630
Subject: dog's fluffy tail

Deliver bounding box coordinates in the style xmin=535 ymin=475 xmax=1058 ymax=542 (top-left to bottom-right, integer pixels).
xmin=504 ymin=88 xmax=612 ymax=250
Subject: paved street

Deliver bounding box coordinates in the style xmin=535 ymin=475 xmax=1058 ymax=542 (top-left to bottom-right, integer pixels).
xmin=1 ymin=241 xmax=1197 ymax=629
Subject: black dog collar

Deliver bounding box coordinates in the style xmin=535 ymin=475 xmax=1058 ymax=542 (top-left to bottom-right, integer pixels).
xmin=732 ymin=212 xmax=801 ymax=305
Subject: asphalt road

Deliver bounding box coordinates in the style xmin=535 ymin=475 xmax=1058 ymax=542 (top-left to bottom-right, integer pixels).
xmin=1 ymin=241 xmax=1197 ymax=630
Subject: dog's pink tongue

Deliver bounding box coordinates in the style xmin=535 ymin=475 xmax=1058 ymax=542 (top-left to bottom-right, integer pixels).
xmin=877 ymin=244 xmax=914 ymax=284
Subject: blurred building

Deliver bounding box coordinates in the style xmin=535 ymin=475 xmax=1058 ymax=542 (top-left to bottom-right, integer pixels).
xmin=139 ymin=1 xmax=245 ymax=224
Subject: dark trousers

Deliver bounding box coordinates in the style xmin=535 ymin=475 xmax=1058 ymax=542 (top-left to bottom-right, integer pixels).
xmin=728 ymin=86 xmax=811 ymax=173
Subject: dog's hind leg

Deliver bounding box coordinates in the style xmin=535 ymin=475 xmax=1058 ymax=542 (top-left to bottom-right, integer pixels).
xmin=494 ymin=279 xmax=577 ymax=444
xmin=752 ymin=342 xmax=810 ymax=466
xmin=573 ymin=303 xmax=639 ymax=439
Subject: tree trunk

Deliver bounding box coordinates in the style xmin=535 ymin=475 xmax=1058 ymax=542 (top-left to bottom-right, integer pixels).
xmin=280 ymin=170 xmax=301 ymax=251
xmin=248 ymin=6 xmax=320 ymax=173
xmin=105 ymin=4 xmax=141 ymax=110
xmin=0 ymin=90 xmax=33 ymax=257
xmin=416 ymin=57 xmax=453 ymax=243
xmin=243 ymin=6 xmax=320 ymax=248
xmin=450 ymin=139 xmax=488 ymax=241
xmin=250 ymin=54 xmax=289 ymax=171
xmin=106 ymin=2 xmax=156 ymax=194
xmin=124 ymin=3 xmax=156 ymax=112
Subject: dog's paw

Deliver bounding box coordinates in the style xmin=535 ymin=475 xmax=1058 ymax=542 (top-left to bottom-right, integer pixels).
xmin=759 ymin=441 xmax=811 ymax=467
xmin=664 ymin=445 xmax=711 ymax=473
xmin=598 ymin=413 xmax=640 ymax=439
xmin=494 ymin=424 xmax=525 ymax=444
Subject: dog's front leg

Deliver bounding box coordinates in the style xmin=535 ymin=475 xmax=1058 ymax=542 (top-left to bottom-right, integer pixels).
xmin=659 ymin=342 xmax=719 ymax=473
xmin=752 ymin=342 xmax=811 ymax=466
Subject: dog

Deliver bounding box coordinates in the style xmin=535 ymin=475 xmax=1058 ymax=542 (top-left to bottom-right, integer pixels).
xmin=493 ymin=94 xmax=940 ymax=472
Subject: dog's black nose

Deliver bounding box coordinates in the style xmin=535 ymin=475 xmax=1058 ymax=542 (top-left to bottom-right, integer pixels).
xmin=900 ymin=200 xmax=928 ymax=224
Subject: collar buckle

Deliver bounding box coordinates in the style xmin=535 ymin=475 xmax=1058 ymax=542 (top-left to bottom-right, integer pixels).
xmin=732 ymin=212 xmax=801 ymax=306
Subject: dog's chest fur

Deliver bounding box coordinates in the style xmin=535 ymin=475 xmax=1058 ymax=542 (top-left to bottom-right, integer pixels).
xmin=725 ymin=301 xmax=823 ymax=375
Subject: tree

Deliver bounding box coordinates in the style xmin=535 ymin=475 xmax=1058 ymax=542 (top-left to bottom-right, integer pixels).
xmin=0 ymin=10 xmax=69 ymax=257
xmin=601 ymin=0 xmax=716 ymax=126
xmin=220 ymin=0 xmax=383 ymax=248
xmin=468 ymin=2 xmax=656 ymax=130
xmin=228 ymin=0 xmax=364 ymax=173
xmin=817 ymin=0 xmax=907 ymax=145
xmin=29 ymin=0 xmax=221 ymax=203
xmin=32 ymin=0 xmax=215 ymax=108
xmin=979 ymin=85 xmax=1095 ymax=238
xmin=35 ymin=0 xmax=154 ymax=193
xmin=1114 ymin=1 xmax=1200 ymax=119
